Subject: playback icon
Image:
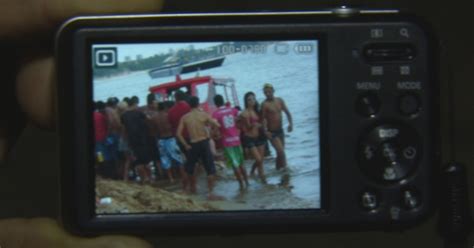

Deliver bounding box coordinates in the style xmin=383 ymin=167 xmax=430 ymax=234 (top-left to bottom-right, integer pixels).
xmin=94 ymin=47 xmax=117 ymax=68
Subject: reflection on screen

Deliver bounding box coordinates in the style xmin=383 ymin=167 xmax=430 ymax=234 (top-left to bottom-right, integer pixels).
xmin=91 ymin=40 xmax=320 ymax=214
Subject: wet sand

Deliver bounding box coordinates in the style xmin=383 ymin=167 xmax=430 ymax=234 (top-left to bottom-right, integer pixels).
xmin=96 ymin=157 xmax=318 ymax=214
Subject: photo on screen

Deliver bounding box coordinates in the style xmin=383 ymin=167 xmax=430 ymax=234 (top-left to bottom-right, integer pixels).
xmin=91 ymin=40 xmax=320 ymax=214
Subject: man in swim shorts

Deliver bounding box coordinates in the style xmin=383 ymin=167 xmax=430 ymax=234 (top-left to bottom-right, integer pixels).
xmin=152 ymin=101 xmax=188 ymax=187
xmin=261 ymin=83 xmax=293 ymax=170
xmin=104 ymin=97 xmax=122 ymax=178
xmin=177 ymin=96 xmax=223 ymax=200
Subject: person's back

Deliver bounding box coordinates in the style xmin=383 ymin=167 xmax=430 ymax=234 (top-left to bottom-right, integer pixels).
xmin=105 ymin=107 xmax=121 ymax=134
xmin=212 ymin=94 xmax=248 ymax=189
xmin=177 ymin=96 xmax=222 ymax=199
xmin=94 ymin=111 xmax=107 ymax=143
xmin=121 ymin=109 xmax=148 ymax=146
xmin=168 ymin=90 xmax=191 ymax=135
xmin=168 ymin=101 xmax=189 ymax=131
xmin=94 ymin=101 xmax=108 ymax=143
xmin=182 ymin=109 xmax=211 ymax=143
xmin=212 ymin=105 xmax=240 ymax=147
xmin=153 ymin=110 xmax=173 ymax=138
xmin=121 ymin=106 xmax=153 ymax=182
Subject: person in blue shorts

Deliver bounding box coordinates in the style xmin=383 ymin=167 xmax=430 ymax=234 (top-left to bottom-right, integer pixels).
xmin=152 ymin=101 xmax=188 ymax=187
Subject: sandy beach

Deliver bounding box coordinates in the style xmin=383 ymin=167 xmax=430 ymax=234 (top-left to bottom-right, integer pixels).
xmin=96 ymin=157 xmax=318 ymax=214
xmin=94 ymin=41 xmax=321 ymax=214
xmin=96 ymin=178 xmax=217 ymax=214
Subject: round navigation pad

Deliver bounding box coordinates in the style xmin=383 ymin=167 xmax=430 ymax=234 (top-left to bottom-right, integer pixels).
xmin=358 ymin=124 xmax=421 ymax=184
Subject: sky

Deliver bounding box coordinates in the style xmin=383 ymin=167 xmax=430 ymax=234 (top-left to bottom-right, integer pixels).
xmin=93 ymin=42 xmax=222 ymax=63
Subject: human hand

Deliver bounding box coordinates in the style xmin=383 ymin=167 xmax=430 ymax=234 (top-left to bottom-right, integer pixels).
xmin=0 ymin=0 xmax=164 ymax=162
xmin=0 ymin=0 xmax=163 ymax=246
xmin=0 ymin=218 xmax=152 ymax=248
xmin=184 ymin=144 xmax=192 ymax=151
xmin=287 ymin=123 xmax=293 ymax=133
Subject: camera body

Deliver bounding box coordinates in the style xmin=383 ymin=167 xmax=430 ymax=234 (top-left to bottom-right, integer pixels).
xmin=56 ymin=10 xmax=438 ymax=234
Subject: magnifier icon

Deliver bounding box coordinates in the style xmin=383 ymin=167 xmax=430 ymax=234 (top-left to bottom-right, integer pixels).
xmin=400 ymin=28 xmax=409 ymax=38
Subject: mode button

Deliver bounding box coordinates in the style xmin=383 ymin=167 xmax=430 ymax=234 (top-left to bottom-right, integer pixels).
xmin=399 ymin=93 xmax=421 ymax=116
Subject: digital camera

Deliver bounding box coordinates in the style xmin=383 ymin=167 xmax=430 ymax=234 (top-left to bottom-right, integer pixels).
xmin=55 ymin=9 xmax=438 ymax=234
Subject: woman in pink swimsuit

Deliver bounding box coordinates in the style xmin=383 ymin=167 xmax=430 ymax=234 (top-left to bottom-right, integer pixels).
xmin=240 ymin=92 xmax=266 ymax=183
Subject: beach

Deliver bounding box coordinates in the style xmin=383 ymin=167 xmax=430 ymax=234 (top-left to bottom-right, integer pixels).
xmin=94 ymin=41 xmax=321 ymax=213
xmin=96 ymin=177 xmax=217 ymax=214
xmin=96 ymin=156 xmax=319 ymax=214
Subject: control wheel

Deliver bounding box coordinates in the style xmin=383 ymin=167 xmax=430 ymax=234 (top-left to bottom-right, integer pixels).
xmin=358 ymin=123 xmax=421 ymax=184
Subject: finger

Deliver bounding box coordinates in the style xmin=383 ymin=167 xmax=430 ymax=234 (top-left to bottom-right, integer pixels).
xmin=0 ymin=0 xmax=164 ymax=38
xmin=68 ymin=235 xmax=153 ymax=248
xmin=0 ymin=218 xmax=152 ymax=248
xmin=0 ymin=218 xmax=62 ymax=247
xmin=13 ymin=0 xmax=164 ymax=128
xmin=0 ymin=113 xmax=6 ymax=162
xmin=16 ymin=57 xmax=55 ymax=129
xmin=0 ymin=129 xmax=6 ymax=162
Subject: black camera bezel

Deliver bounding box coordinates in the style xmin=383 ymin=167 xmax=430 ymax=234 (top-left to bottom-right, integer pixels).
xmin=56 ymin=11 xmax=438 ymax=235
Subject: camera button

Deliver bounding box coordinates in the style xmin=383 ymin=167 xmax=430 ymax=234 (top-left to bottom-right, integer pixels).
xmin=390 ymin=206 xmax=402 ymax=221
xmin=356 ymin=92 xmax=380 ymax=117
xmin=361 ymin=191 xmax=379 ymax=211
xmin=400 ymin=65 xmax=411 ymax=75
xmin=399 ymin=93 xmax=421 ymax=116
xmin=383 ymin=166 xmax=398 ymax=181
xmin=363 ymin=145 xmax=376 ymax=160
xmin=402 ymin=189 xmax=420 ymax=210
xmin=402 ymin=146 xmax=417 ymax=160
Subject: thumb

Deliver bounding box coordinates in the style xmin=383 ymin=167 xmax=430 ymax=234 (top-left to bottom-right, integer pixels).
xmin=16 ymin=57 xmax=55 ymax=129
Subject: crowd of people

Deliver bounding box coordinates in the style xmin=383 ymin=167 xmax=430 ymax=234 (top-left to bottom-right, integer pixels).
xmin=93 ymin=83 xmax=293 ymax=200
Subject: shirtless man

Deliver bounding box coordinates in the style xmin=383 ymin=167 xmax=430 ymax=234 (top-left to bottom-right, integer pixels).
xmin=144 ymin=93 xmax=162 ymax=180
xmin=105 ymin=97 xmax=122 ymax=178
xmin=176 ymin=96 xmax=223 ymax=200
xmin=152 ymin=101 xmax=188 ymax=187
xmin=261 ymin=83 xmax=293 ymax=170
xmin=116 ymin=101 xmax=133 ymax=181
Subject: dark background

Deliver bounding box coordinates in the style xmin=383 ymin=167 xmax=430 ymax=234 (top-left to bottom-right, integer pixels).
xmin=1 ymin=0 xmax=473 ymax=247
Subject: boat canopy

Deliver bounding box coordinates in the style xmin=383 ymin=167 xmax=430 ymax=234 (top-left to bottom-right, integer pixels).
xmin=149 ymin=75 xmax=239 ymax=114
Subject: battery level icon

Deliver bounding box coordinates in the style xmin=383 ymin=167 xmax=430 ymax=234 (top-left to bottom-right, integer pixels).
xmin=294 ymin=43 xmax=314 ymax=54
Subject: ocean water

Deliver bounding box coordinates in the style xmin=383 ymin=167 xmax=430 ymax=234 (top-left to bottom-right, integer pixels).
xmin=94 ymin=41 xmax=320 ymax=209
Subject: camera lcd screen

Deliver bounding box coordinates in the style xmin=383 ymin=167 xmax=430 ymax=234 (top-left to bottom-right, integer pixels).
xmin=91 ymin=40 xmax=320 ymax=214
